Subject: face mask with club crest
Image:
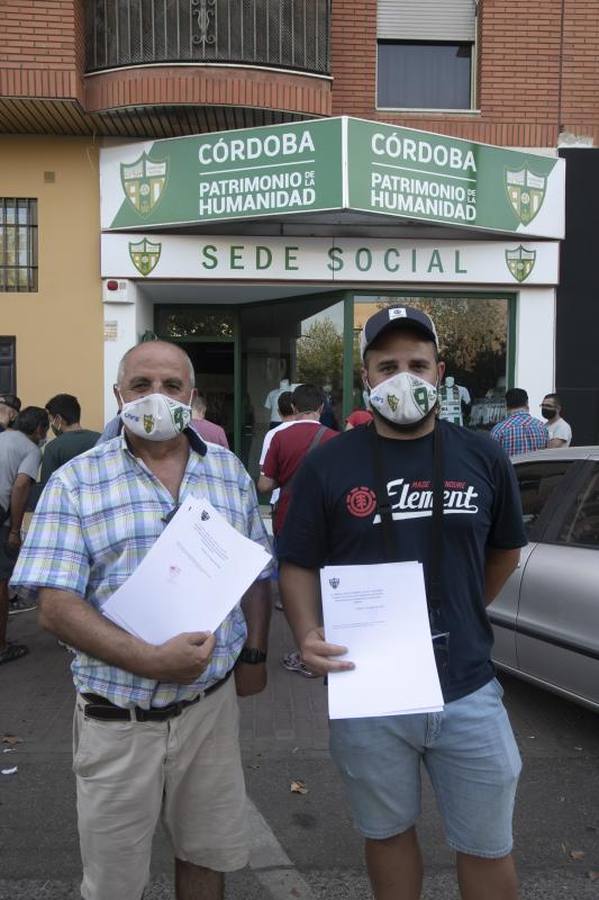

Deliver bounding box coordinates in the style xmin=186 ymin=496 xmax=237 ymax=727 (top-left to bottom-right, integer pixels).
xmin=119 ymin=392 xmax=192 ymax=441
xmin=367 ymin=372 xmax=438 ymax=426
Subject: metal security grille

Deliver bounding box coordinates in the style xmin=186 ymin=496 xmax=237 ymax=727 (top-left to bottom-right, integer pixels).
xmin=0 ymin=199 xmax=38 ymax=293
xmin=86 ymin=0 xmax=330 ymax=74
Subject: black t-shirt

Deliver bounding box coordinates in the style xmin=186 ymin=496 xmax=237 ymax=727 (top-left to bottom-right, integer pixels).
xmin=277 ymin=420 xmax=527 ymax=703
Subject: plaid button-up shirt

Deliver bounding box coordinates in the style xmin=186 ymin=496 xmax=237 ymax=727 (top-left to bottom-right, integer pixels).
xmin=11 ymin=429 xmax=273 ymax=708
xmin=490 ymin=411 xmax=548 ymax=457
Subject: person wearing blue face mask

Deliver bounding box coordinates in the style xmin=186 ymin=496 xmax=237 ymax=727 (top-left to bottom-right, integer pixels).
xmin=11 ymin=340 xmax=273 ymax=900
xmin=278 ymin=306 xmax=527 ymax=900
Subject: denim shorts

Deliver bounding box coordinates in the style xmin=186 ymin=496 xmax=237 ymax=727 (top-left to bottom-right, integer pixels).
xmin=329 ymin=678 xmax=522 ymax=858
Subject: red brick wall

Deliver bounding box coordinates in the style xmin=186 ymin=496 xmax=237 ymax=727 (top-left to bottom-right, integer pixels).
xmin=1 ymin=0 xmax=597 ymax=146
xmin=0 ymin=0 xmax=83 ymax=101
xmin=330 ymin=0 xmax=599 ymax=147
xmin=85 ymin=66 xmax=331 ymax=118
xmin=560 ymin=0 xmax=599 ymax=139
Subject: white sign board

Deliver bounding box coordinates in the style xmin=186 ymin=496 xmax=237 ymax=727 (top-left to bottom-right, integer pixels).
xmin=101 ymin=235 xmax=559 ymax=286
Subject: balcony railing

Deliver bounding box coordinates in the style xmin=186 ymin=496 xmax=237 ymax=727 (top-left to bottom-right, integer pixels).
xmin=86 ymin=0 xmax=330 ymax=75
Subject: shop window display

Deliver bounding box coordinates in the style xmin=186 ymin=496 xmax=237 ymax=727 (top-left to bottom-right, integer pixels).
xmin=354 ymin=296 xmax=509 ymax=431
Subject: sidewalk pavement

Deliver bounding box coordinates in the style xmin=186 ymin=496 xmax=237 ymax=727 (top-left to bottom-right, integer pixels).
xmin=2 ymin=597 xmax=599 ymax=899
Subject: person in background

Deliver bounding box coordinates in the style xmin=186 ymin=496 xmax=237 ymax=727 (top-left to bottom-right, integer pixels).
xmin=258 ymin=383 xmax=338 ymax=677
xmin=191 ymin=393 xmax=229 ymax=449
xmin=258 ymin=391 xmax=297 ymax=611
xmin=345 ymin=408 xmax=374 ymax=430
xmin=258 ymin=391 xmax=296 ymax=509
xmin=490 ymin=388 xmax=548 ymax=457
xmin=541 ymin=394 xmax=572 ymax=448
xmin=41 ymin=394 xmax=101 ymax=485
xmin=264 ymin=378 xmax=291 ymax=429
xmin=320 ymin=382 xmax=340 ymax=431
xmin=0 ymin=394 xmax=21 ymax=432
xmin=0 ymin=406 xmax=49 ymax=665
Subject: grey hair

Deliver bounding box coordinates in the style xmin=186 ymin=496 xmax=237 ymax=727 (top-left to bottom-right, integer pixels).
xmin=116 ymin=342 xmax=196 ymax=387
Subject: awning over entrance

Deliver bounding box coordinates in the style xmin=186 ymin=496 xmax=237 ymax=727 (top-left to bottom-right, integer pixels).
xmin=100 ymin=116 xmax=565 ymax=240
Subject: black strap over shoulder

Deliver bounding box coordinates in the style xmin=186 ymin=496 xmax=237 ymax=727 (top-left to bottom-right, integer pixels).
xmin=370 ymin=421 xmax=444 ymax=611
xmin=279 ymin=424 xmax=328 ymax=501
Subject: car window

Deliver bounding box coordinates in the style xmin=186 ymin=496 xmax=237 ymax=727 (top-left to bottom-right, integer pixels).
xmin=557 ymin=463 xmax=599 ymax=547
xmin=514 ymin=460 xmax=574 ymax=538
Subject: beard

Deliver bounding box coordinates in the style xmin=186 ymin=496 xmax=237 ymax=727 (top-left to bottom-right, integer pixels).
xmin=371 ymin=404 xmax=438 ymax=434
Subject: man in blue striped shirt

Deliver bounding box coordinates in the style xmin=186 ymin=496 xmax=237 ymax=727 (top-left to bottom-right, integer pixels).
xmin=11 ymin=341 xmax=273 ymax=900
xmin=490 ymin=388 xmax=548 ymax=457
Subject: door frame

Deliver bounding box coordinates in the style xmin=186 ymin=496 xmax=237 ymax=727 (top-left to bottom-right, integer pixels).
xmin=154 ymin=305 xmax=241 ymax=452
xmin=154 ymin=289 xmax=517 ymax=457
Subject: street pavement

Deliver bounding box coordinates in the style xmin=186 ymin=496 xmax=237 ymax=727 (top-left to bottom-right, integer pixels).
xmin=1 ymin=598 xmax=598 ymax=899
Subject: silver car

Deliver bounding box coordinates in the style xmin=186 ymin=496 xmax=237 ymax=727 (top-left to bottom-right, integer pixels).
xmin=489 ymin=446 xmax=599 ymax=711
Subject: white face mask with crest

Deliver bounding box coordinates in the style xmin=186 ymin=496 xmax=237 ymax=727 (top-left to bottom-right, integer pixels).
xmin=367 ymin=372 xmax=438 ymax=426
xmin=119 ymin=392 xmax=192 ymax=441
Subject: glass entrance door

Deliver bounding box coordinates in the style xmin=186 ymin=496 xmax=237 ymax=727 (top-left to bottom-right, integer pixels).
xmin=154 ymin=306 xmax=238 ymax=450
xmin=239 ymin=292 xmax=345 ymax=479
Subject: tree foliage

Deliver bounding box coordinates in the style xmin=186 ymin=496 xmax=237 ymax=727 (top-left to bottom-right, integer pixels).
xmin=296 ymin=318 xmax=344 ymax=390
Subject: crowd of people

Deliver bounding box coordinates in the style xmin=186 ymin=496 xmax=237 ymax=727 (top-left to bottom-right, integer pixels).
xmin=0 ymin=308 xmax=575 ymax=900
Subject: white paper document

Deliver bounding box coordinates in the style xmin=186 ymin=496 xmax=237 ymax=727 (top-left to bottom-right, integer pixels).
xmin=102 ymin=496 xmax=271 ymax=644
xmin=321 ymin=561 xmax=444 ymax=719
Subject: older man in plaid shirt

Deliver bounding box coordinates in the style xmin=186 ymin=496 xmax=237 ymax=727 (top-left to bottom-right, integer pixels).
xmin=11 ymin=341 xmax=273 ymax=900
xmin=490 ymin=388 xmax=548 ymax=457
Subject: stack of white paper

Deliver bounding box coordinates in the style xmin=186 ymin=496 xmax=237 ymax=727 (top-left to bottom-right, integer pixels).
xmin=321 ymin=561 xmax=444 ymax=719
xmin=102 ymin=496 xmax=271 ymax=644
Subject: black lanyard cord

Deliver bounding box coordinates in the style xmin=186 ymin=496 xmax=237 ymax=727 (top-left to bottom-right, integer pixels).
xmin=370 ymin=420 xmax=444 ymax=611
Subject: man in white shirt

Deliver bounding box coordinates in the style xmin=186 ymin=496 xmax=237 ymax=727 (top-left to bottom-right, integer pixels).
xmin=258 ymin=392 xmax=296 ymax=507
xmin=541 ymin=393 xmax=572 ymax=448
xmin=263 ymin=379 xmax=291 ymax=428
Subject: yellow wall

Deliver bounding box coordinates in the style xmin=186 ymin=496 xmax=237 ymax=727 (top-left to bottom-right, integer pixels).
xmin=0 ymin=136 xmax=104 ymax=430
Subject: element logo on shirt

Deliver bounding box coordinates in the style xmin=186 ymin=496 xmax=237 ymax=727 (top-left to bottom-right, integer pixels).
xmin=371 ymin=478 xmax=479 ymax=523
xmin=346 ymin=486 xmax=377 ymax=518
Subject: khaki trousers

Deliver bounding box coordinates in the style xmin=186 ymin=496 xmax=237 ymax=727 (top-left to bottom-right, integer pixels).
xmin=73 ymin=677 xmax=248 ymax=900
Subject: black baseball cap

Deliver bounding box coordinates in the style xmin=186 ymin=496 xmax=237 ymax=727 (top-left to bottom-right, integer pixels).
xmin=0 ymin=394 xmax=21 ymax=412
xmin=360 ymin=306 xmax=439 ymax=360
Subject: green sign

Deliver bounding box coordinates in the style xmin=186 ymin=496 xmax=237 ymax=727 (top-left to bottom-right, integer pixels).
xmin=346 ymin=118 xmax=561 ymax=235
xmin=505 ymin=245 xmax=536 ymax=283
xmin=129 ymin=238 xmax=162 ymax=276
xmin=106 ymin=118 xmax=343 ymax=229
xmin=102 ymin=117 xmax=564 ymax=237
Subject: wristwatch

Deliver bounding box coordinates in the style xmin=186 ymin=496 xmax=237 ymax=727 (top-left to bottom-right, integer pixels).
xmin=238 ymin=647 xmax=267 ymax=665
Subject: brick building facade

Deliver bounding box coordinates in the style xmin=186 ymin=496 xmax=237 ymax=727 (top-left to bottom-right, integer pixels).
xmin=0 ymin=1 xmax=596 ymax=444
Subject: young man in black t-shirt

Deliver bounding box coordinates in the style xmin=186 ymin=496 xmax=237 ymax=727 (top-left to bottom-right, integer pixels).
xmin=278 ymin=306 xmax=526 ymax=900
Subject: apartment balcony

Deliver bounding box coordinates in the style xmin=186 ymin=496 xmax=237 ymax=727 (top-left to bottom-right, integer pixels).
xmin=83 ymin=0 xmax=332 ymax=130
xmin=86 ymin=0 xmax=329 ymax=75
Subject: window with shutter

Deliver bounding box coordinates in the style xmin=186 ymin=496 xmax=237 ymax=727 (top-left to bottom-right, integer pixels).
xmin=376 ymin=0 xmax=477 ymax=110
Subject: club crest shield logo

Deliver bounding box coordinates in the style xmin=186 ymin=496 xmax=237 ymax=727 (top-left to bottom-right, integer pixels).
xmin=129 ymin=239 xmax=162 ymax=277
xmin=387 ymin=393 xmax=399 ymax=412
xmin=505 ymin=245 xmax=536 ymax=283
xmin=201 ymin=510 xmax=210 ymax=521
xmin=121 ymin=152 xmax=167 ymax=216
xmin=329 ymin=577 xmax=340 ymax=589
xmin=143 ymin=414 xmax=155 ymax=434
xmin=505 ymin=167 xmax=547 ymax=226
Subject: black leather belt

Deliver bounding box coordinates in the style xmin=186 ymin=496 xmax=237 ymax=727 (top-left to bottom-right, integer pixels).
xmin=81 ymin=668 xmax=232 ymax=722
